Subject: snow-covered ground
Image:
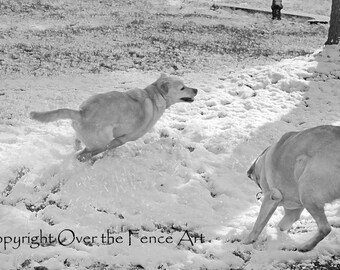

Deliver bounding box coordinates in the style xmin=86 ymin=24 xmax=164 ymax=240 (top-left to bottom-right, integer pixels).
xmin=1 ymin=45 xmax=340 ymax=270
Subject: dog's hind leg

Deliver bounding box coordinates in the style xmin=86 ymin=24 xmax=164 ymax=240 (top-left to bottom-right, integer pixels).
xmin=297 ymin=165 xmax=332 ymax=252
xmin=243 ymin=188 xmax=283 ymax=244
xmin=278 ymin=207 xmax=304 ymax=231
xmin=298 ymin=199 xmax=331 ymax=252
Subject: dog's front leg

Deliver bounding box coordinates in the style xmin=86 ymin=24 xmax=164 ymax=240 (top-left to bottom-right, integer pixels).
xmin=105 ymin=135 xmax=131 ymax=151
xmin=76 ymin=136 xmax=131 ymax=162
xmin=76 ymin=135 xmax=143 ymax=162
xmin=76 ymin=148 xmax=98 ymax=162
xmin=243 ymin=188 xmax=282 ymax=244
xmin=105 ymin=120 xmax=152 ymax=152
xmin=77 ymin=137 xmax=128 ymax=161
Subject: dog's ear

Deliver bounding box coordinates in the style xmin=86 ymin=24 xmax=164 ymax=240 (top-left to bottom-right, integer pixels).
xmin=156 ymin=75 xmax=169 ymax=96
xmin=247 ymin=161 xmax=256 ymax=180
xmin=159 ymin=80 xmax=169 ymax=96
xmin=247 ymin=147 xmax=269 ymax=180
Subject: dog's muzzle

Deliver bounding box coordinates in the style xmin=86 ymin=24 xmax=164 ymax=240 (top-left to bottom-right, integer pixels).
xmin=180 ymin=88 xmax=198 ymax=102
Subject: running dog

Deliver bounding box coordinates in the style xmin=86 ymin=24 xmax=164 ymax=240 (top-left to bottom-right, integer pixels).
xmin=244 ymin=125 xmax=340 ymax=251
xmin=30 ymin=74 xmax=198 ymax=161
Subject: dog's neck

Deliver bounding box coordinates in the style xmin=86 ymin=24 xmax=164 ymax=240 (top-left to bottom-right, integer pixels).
xmin=144 ymin=85 xmax=169 ymax=109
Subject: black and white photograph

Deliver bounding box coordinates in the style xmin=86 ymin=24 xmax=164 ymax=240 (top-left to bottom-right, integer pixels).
xmin=1 ymin=0 xmax=340 ymax=269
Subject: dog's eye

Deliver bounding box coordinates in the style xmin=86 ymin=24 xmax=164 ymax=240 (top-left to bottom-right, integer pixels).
xmin=180 ymin=86 xmax=185 ymax=91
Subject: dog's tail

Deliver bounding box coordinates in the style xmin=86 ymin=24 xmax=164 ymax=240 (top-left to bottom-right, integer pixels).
xmin=30 ymin=109 xmax=81 ymax=123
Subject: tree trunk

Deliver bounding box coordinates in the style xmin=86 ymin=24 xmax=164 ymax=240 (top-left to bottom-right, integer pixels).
xmin=325 ymin=0 xmax=340 ymax=45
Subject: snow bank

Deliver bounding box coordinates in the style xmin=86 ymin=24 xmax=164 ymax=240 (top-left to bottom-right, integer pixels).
xmin=1 ymin=45 xmax=340 ymax=269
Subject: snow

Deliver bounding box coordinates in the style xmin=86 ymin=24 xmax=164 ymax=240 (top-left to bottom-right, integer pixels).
xmin=1 ymin=45 xmax=340 ymax=269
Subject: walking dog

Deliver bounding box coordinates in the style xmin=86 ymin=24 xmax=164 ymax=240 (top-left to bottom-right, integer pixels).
xmin=244 ymin=125 xmax=340 ymax=251
xmin=30 ymin=74 xmax=197 ymax=161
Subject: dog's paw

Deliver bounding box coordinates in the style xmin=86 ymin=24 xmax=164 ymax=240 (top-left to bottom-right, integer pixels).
xmin=281 ymin=245 xmax=298 ymax=252
xmin=29 ymin=112 xmax=37 ymax=119
xmin=76 ymin=151 xmax=93 ymax=162
xmin=297 ymin=244 xmax=313 ymax=253
xmin=76 ymin=149 xmax=106 ymax=164
xmin=242 ymin=236 xmax=256 ymax=245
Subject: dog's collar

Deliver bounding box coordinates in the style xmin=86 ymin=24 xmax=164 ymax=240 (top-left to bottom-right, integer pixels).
xmin=256 ymin=191 xmax=263 ymax=200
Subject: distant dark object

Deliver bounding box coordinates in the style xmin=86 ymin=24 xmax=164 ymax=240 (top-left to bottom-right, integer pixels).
xmin=210 ymin=3 xmax=218 ymax=11
xmin=309 ymin=20 xmax=328 ymax=25
xmin=271 ymin=0 xmax=283 ymax=20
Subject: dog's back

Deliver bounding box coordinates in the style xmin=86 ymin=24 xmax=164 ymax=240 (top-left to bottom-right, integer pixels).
xmin=270 ymin=126 xmax=339 ymax=178
xmin=295 ymin=126 xmax=340 ymax=204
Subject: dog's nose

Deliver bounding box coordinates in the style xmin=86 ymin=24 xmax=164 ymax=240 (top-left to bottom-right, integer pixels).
xmin=192 ymin=88 xmax=198 ymax=95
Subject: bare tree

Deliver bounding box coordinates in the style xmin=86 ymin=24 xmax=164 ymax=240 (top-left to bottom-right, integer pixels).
xmin=325 ymin=0 xmax=340 ymax=45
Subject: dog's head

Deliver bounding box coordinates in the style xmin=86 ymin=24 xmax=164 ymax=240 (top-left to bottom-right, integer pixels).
xmin=247 ymin=146 xmax=270 ymax=190
xmin=155 ymin=74 xmax=198 ymax=108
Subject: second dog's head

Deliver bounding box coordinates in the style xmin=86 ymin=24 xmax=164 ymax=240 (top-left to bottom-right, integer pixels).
xmin=155 ymin=74 xmax=198 ymax=108
xmin=247 ymin=146 xmax=270 ymax=190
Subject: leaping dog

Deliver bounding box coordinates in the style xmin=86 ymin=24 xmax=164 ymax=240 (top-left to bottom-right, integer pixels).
xmin=30 ymin=74 xmax=198 ymax=161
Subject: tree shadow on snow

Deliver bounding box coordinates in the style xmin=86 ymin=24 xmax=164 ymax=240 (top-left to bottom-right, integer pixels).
xmin=227 ymin=45 xmax=340 ymax=250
